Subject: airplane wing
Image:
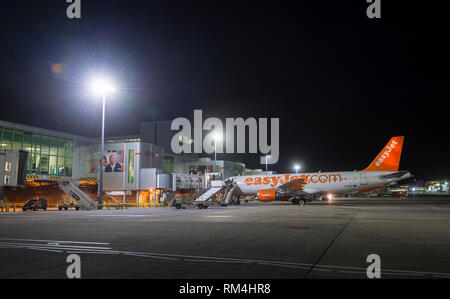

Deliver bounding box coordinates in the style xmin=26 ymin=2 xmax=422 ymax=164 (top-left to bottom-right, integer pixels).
xmin=278 ymin=178 xmax=307 ymax=192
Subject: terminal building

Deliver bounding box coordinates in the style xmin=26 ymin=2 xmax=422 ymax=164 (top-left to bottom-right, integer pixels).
xmin=0 ymin=119 xmax=247 ymax=208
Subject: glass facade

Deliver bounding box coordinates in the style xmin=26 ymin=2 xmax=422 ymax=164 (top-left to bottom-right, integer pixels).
xmin=0 ymin=126 xmax=73 ymax=176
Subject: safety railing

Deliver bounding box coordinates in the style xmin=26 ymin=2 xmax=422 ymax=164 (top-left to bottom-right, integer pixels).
xmin=0 ymin=203 xmax=17 ymax=213
xmin=0 ymin=202 xmax=167 ymax=212
xmin=99 ymin=202 xmax=165 ymax=210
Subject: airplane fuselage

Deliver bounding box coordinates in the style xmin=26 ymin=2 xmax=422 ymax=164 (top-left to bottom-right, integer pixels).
xmin=233 ymin=171 xmax=411 ymax=197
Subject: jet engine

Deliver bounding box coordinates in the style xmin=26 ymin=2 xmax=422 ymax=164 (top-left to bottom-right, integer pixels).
xmin=257 ymin=190 xmax=289 ymax=202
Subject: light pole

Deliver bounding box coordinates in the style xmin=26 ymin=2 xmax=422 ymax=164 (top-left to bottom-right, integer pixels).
xmin=265 ymin=155 xmax=271 ymax=172
xmin=91 ymin=79 xmax=116 ymax=209
xmin=294 ymin=165 xmax=300 ymax=174
xmin=213 ymin=133 xmax=221 ymax=176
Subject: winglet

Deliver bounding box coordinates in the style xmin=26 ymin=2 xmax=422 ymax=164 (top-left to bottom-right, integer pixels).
xmin=363 ymin=136 xmax=404 ymax=172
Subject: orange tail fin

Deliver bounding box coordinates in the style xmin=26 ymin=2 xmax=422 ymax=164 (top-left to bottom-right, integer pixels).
xmin=363 ymin=136 xmax=404 ymax=172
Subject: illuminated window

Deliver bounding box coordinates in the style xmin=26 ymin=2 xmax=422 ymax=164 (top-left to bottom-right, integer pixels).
xmin=32 ymin=134 xmax=41 ymax=154
xmin=50 ymin=137 xmax=58 ymax=156
xmin=5 ymin=162 xmax=11 ymax=172
xmin=49 ymin=156 xmax=57 ymax=175
xmin=57 ymin=156 xmax=65 ymax=175
xmin=12 ymin=130 xmax=23 ymax=150
xmin=40 ymin=136 xmax=49 ymax=155
xmin=2 ymin=128 xmax=12 ymax=150
xmin=40 ymin=155 xmax=49 ymax=174
xmin=66 ymin=141 xmax=73 ymax=158
xmin=32 ymin=153 xmax=40 ymax=173
xmin=23 ymin=132 xmax=32 ymax=152
xmin=0 ymin=126 xmax=73 ymax=177
xmin=4 ymin=175 xmax=10 ymax=185
xmin=58 ymin=138 xmax=66 ymax=157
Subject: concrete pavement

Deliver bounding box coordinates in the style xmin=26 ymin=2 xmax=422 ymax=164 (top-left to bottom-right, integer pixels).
xmin=1 ymin=196 xmax=450 ymax=279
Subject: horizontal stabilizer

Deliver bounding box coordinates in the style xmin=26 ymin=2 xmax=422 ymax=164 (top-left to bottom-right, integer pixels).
xmin=379 ymin=170 xmax=410 ymax=180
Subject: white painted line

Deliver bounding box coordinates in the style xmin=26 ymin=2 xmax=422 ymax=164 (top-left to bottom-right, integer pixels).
xmin=257 ymin=262 xmax=311 ymax=270
xmin=310 ymin=268 xmax=333 ymax=272
xmin=320 ymin=263 xmax=450 ymax=277
xmin=28 ymin=248 xmax=64 ymax=253
xmin=66 ymin=251 xmax=120 ymax=255
xmin=122 ymin=253 xmax=178 ymax=261
xmin=382 ymin=272 xmax=425 ymax=277
xmin=2 ymin=241 xmax=449 ymax=278
xmin=338 ymin=271 xmax=367 ymax=274
xmin=80 ymin=215 xmax=150 ymax=217
xmin=0 ymin=242 xmax=112 ymax=250
xmin=0 ymin=238 xmax=109 ymax=245
xmin=183 ymin=259 xmax=252 ymax=264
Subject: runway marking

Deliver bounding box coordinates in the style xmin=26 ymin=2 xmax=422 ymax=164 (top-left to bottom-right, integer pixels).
xmin=78 ymin=215 xmax=151 ymax=217
xmin=1 ymin=239 xmax=450 ymax=278
xmin=67 ymin=251 xmax=120 ymax=255
xmin=183 ymin=259 xmax=252 ymax=264
xmin=303 ymin=207 xmax=361 ymax=278
xmin=123 ymin=253 xmax=178 ymax=261
xmin=338 ymin=271 xmax=368 ymax=275
xmin=257 ymin=262 xmax=311 ymax=270
xmin=27 ymin=248 xmax=64 ymax=253
xmin=0 ymin=238 xmax=109 ymax=245
xmin=380 ymin=272 xmax=425 ymax=277
xmin=0 ymin=239 xmax=450 ymax=278
xmin=0 ymin=242 xmax=112 ymax=251
xmin=430 ymin=207 xmax=443 ymax=210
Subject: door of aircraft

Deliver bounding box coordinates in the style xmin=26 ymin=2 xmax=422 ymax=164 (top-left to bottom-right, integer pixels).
xmin=360 ymin=172 xmax=368 ymax=185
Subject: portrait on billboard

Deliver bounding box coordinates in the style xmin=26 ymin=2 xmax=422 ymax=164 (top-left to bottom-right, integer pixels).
xmin=91 ymin=150 xmax=124 ymax=173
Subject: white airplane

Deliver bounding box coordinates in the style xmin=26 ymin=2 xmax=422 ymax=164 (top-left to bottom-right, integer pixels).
xmin=228 ymin=136 xmax=411 ymax=204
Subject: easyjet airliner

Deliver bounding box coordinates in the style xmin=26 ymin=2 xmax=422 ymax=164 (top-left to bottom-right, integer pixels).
xmin=227 ymin=137 xmax=411 ymax=204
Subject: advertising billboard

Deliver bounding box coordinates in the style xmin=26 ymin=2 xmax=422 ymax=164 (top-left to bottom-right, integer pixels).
xmin=90 ymin=150 xmax=124 ymax=173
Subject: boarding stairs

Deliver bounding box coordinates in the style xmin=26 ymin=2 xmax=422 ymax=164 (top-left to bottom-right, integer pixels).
xmin=59 ymin=180 xmax=98 ymax=210
xmin=222 ymin=185 xmax=237 ymax=205
xmin=194 ymin=187 xmax=223 ymax=202
xmin=194 ymin=180 xmax=224 ymax=202
xmin=104 ymin=192 xmax=120 ymax=204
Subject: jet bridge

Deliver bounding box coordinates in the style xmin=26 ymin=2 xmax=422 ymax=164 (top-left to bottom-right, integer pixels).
xmin=59 ymin=180 xmax=98 ymax=210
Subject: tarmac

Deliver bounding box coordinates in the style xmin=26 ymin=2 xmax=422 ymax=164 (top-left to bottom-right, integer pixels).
xmin=1 ymin=195 xmax=450 ymax=279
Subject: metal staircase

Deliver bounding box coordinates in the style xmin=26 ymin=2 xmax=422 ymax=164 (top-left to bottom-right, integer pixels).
xmin=104 ymin=192 xmax=120 ymax=204
xmin=223 ymin=185 xmax=237 ymax=205
xmin=193 ymin=180 xmax=226 ymax=203
xmin=194 ymin=187 xmax=223 ymax=202
xmin=59 ymin=181 xmax=98 ymax=210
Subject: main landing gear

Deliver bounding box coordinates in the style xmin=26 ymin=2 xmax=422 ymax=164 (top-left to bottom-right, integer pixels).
xmin=291 ymin=197 xmax=306 ymax=207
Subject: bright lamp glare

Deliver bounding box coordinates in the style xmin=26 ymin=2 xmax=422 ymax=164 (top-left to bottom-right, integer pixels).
xmin=91 ymin=79 xmax=116 ymax=94
xmin=294 ymin=165 xmax=300 ymax=170
xmin=213 ymin=132 xmax=222 ymax=141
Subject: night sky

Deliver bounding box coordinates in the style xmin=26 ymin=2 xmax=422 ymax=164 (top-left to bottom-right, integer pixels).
xmin=0 ymin=1 xmax=448 ymax=179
